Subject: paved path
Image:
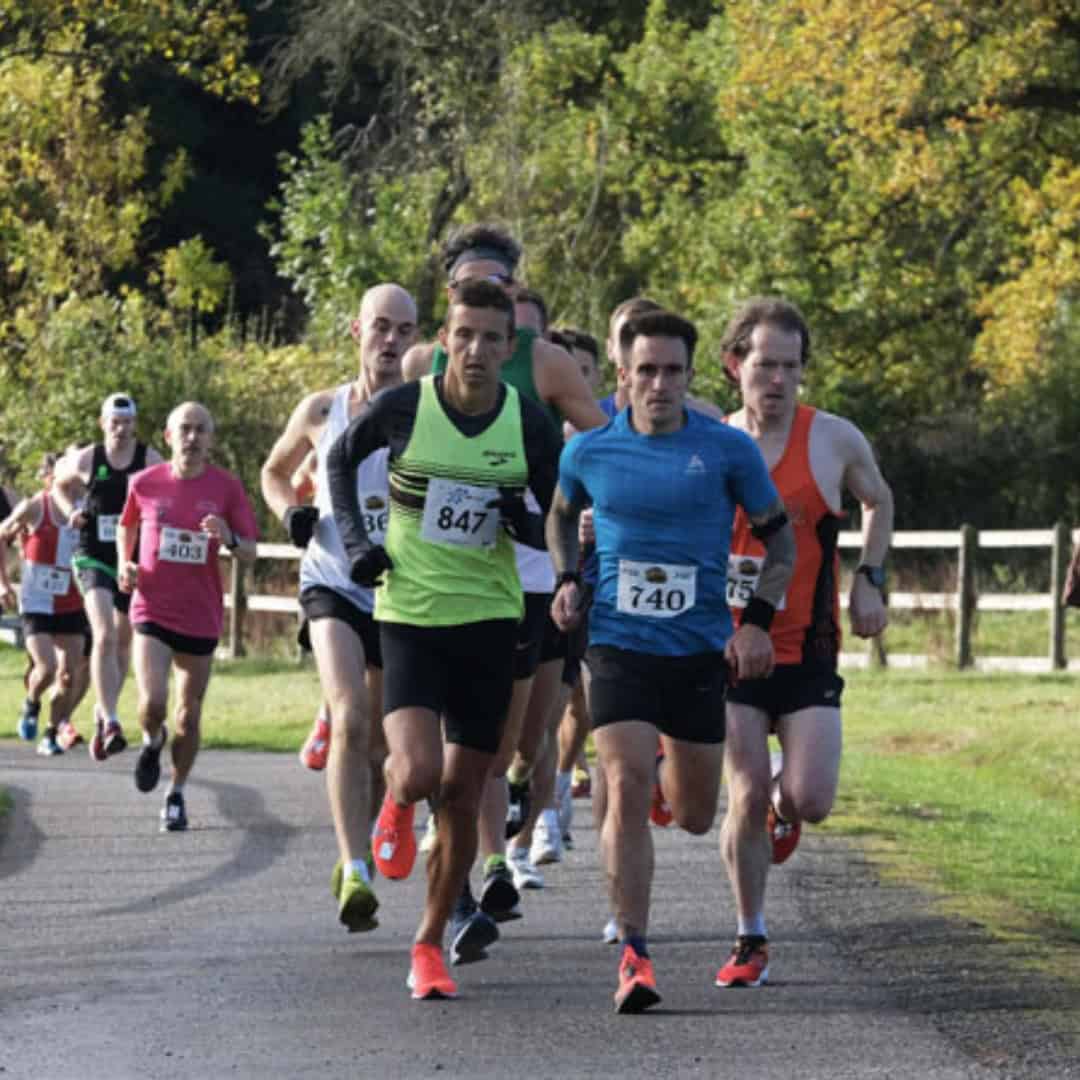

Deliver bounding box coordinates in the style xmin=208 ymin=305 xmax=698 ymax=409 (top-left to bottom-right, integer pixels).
xmin=1 ymin=746 xmax=1076 ymax=1080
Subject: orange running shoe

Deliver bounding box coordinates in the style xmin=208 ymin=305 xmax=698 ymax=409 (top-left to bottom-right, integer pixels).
xmin=407 ymin=943 xmax=458 ymax=1000
xmin=299 ymin=711 xmax=331 ymax=771
xmin=614 ymin=944 xmax=660 ymax=1014
xmin=372 ymin=793 xmax=417 ymax=879
xmin=767 ymin=804 xmax=801 ymax=865
xmin=715 ymin=935 xmax=769 ymax=988
xmin=649 ymin=749 xmax=673 ymax=828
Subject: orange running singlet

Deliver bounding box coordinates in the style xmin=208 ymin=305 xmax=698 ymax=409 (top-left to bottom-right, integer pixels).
xmin=728 ymin=405 xmax=844 ymax=666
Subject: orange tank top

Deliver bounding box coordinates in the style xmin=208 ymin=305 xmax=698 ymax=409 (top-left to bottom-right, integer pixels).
xmin=728 ymin=405 xmax=843 ymax=666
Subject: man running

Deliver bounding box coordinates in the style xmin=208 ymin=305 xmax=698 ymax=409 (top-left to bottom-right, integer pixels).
xmin=548 ymin=309 xmax=796 ymax=1013
xmin=328 ymin=278 xmax=561 ymax=1000
xmin=404 ymin=228 xmax=606 ymax=935
xmin=119 ymin=402 xmax=257 ymax=832
xmin=261 ymin=282 xmax=418 ymax=931
xmin=716 ymin=297 xmax=893 ymax=988
xmin=53 ymin=394 xmax=163 ymax=760
xmin=0 ymin=454 xmax=91 ymax=754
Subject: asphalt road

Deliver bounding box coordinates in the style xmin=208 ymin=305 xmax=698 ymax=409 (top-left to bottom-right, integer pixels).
xmin=1 ymin=745 xmax=1077 ymax=1080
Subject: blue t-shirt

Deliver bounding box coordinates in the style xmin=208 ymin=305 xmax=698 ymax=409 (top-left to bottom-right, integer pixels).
xmin=559 ymin=407 xmax=778 ymax=655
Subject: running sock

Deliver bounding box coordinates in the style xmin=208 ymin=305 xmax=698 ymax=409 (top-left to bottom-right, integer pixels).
xmin=624 ymin=933 xmax=649 ymax=958
xmin=555 ymin=769 xmax=572 ymax=801
xmin=142 ymin=728 xmax=165 ymax=749
xmin=348 ymin=858 xmax=372 ymax=884
xmin=507 ymin=761 xmax=530 ymax=786
xmin=167 ymin=783 xmax=184 ymax=796
xmin=737 ymin=915 xmax=767 ymax=939
xmin=24 ymin=698 xmax=40 ymax=715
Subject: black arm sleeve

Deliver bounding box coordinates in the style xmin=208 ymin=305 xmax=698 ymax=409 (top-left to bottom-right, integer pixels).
xmin=513 ymin=400 xmax=562 ymax=549
xmin=327 ymin=384 xmax=418 ymax=561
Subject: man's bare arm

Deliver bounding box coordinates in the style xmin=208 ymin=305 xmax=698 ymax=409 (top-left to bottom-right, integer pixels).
xmin=535 ymin=340 xmax=608 ymax=432
xmin=745 ymin=497 xmax=796 ymax=611
xmin=260 ymin=391 xmax=329 ymax=520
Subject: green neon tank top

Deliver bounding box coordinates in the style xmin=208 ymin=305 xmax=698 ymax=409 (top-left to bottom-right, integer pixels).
xmin=377 ymin=376 xmax=528 ymax=626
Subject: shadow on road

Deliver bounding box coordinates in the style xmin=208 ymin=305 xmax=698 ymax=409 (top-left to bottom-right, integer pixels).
xmin=93 ymin=776 xmax=298 ymax=918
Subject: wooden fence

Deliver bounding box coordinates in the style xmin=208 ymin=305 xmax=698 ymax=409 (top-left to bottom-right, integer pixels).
xmin=3 ymin=526 xmax=1078 ymax=671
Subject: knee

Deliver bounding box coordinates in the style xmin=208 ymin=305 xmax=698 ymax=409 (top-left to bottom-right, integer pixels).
xmin=673 ymin=804 xmax=715 ymax=836
xmin=786 ymin=782 xmax=834 ymax=825
xmin=605 ymin=764 xmax=652 ymax=821
xmin=329 ymin=700 xmax=369 ymax=746
xmin=34 ymin=658 xmax=58 ymax=684
xmin=55 ymin=667 xmax=73 ymax=692
xmin=726 ymin=777 xmax=771 ymax=827
xmin=141 ymin=698 xmax=168 ymax=726
xmin=388 ymin=755 xmax=440 ymax=803
xmin=94 ymin=623 xmax=118 ymax=651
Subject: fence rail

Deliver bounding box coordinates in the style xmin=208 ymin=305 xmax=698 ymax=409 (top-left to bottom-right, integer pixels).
xmin=3 ymin=525 xmax=1077 ymax=671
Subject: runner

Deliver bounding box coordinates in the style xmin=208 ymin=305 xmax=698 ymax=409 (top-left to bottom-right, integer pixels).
xmin=548 ymin=308 xmax=796 ymax=1013
xmin=328 ymin=278 xmax=561 ymax=1000
xmin=0 ymin=454 xmax=91 ymax=754
xmin=119 ymin=402 xmax=258 ymax=832
xmin=514 ymin=287 xmax=548 ymax=334
xmin=52 ymin=394 xmax=163 ymax=761
xmin=261 ymin=282 xmax=418 ymax=931
xmin=403 ymin=228 xmax=606 ymax=932
xmin=716 ymin=296 xmax=893 ymax=988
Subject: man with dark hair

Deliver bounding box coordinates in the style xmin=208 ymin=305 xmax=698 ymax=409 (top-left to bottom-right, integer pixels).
xmin=261 ymin=282 xmax=419 ymax=933
xmin=548 ymin=309 xmax=796 ymax=1013
xmin=53 ymin=394 xmax=164 ymax=761
xmin=514 ymin=287 xmax=548 ymax=334
xmin=328 ymin=277 xmax=562 ymax=1002
xmin=404 ymin=227 xmax=606 ymax=936
xmin=716 ymin=296 xmax=892 ymax=989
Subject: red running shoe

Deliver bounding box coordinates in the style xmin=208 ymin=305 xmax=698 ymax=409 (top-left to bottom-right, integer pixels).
xmin=767 ymin=803 xmax=801 ymax=865
xmin=372 ymin=792 xmax=417 ymax=880
xmin=614 ymin=944 xmax=661 ymax=1014
xmin=715 ymin=935 xmax=769 ymax=988
xmin=407 ymin=943 xmax=457 ymax=1000
xmin=299 ymin=712 xmax=331 ymax=771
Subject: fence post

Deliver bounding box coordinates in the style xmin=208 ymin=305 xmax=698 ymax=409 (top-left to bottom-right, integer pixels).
xmin=1050 ymin=520 xmax=1069 ymax=670
xmin=955 ymin=523 xmax=977 ymax=669
xmin=228 ymin=555 xmax=247 ymax=659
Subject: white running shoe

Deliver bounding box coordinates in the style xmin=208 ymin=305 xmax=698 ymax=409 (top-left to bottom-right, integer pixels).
xmin=530 ymin=808 xmax=563 ymax=865
xmin=508 ymin=844 xmax=544 ymax=890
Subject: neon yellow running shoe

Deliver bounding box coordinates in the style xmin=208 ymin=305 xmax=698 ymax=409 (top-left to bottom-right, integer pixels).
xmin=339 ymin=870 xmax=379 ymax=932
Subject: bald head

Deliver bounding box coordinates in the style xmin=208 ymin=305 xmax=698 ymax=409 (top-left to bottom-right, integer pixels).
xmin=165 ymin=401 xmax=215 ymax=475
xmin=352 ymin=282 xmax=418 ymax=391
xmin=359 ymin=283 xmax=417 ymax=326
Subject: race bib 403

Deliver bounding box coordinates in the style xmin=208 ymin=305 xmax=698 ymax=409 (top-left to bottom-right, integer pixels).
xmin=158 ymin=526 xmax=210 ymax=565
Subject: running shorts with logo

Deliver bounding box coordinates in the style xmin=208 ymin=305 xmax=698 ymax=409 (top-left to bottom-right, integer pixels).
xmin=299 ymin=585 xmax=382 ymax=669
xmin=725 ymin=661 xmax=844 ymax=723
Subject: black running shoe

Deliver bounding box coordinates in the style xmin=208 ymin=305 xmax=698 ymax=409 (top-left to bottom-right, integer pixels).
xmin=505 ymin=777 xmax=531 ymax=839
xmin=161 ymin=790 xmax=188 ymax=832
xmin=480 ymin=856 xmax=522 ymax=922
xmin=134 ymin=728 xmax=166 ymax=793
xmin=448 ymin=893 xmax=499 ymax=966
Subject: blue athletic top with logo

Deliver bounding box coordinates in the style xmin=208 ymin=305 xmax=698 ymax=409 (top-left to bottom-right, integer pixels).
xmin=559 ymin=407 xmax=778 ymax=655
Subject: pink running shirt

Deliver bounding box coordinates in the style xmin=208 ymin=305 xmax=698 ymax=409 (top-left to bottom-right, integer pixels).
xmin=121 ymin=463 xmax=258 ymax=640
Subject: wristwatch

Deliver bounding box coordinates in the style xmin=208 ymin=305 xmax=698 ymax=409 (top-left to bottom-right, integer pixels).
xmin=856 ymin=564 xmax=886 ymax=590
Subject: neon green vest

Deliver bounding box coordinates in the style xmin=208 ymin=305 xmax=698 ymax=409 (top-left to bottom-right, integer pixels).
xmin=377 ymin=376 xmax=528 ymax=626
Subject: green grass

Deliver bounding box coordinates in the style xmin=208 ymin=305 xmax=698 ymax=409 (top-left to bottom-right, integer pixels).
xmin=844 ymin=609 xmax=1073 ymax=660
xmin=2 ymin=644 xmax=1078 ymax=977
xmin=824 ymin=669 xmax=1080 ymax=978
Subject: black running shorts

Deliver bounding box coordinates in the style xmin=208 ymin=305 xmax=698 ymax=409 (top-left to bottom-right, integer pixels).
xmin=75 ymin=566 xmax=132 ymax=616
xmin=299 ymin=586 xmax=382 ymax=669
xmin=513 ymin=592 xmax=550 ymax=681
xmin=135 ymin=621 xmax=218 ymax=657
xmin=725 ymin=662 xmax=844 ymax=725
xmin=22 ymin=610 xmax=91 ymax=640
xmin=585 ymin=645 xmax=727 ymax=744
xmin=381 ymin=619 xmax=517 ymax=754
